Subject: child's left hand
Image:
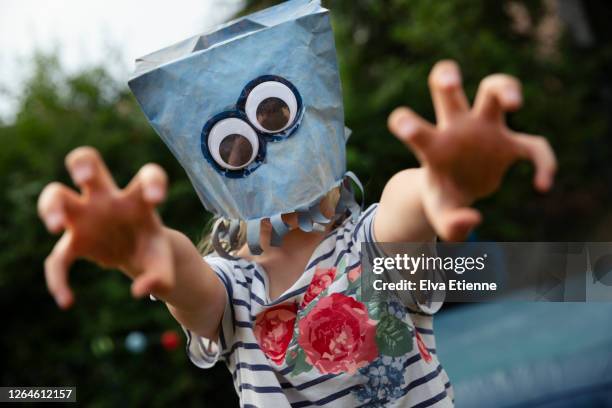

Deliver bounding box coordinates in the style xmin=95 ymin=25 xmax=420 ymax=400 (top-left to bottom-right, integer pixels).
xmin=380 ymin=60 xmax=556 ymax=242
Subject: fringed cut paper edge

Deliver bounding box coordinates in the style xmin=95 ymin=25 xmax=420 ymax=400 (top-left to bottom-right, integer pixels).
xmin=211 ymin=171 xmax=364 ymax=259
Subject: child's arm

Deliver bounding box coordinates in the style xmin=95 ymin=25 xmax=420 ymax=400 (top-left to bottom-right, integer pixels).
xmin=37 ymin=147 xmax=225 ymax=340
xmin=375 ymin=60 xmax=557 ymax=243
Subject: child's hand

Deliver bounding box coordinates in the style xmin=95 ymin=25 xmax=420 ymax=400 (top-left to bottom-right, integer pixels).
xmin=387 ymin=60 xmax=556 ymax=241
xmin=37 ymin=147 xmax=174 ymax=308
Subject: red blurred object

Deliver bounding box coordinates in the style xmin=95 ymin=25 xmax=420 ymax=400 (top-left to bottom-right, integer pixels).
xmin=161 ymin=330 xmax=180 ymax=351
xmin=415 ymin=331 xmax=432 ymax=363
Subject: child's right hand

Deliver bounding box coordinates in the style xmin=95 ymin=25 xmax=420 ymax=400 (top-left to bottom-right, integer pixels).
xmin=38 ymin=147 xmax=175 ymax=309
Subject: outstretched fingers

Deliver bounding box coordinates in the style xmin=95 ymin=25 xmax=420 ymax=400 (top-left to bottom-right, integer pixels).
xmin=512 ymin=133 xmax=557 ymax=192
xmin=122 ymin=164 xmax=170 ymax=298
xmin=388 ymin=107 xmax=437 ymax=163
xmin=125 ymin=163 xmax=168 ymax=207
xmin=428 ymin=60 xmax=470 ymax=127
xmin=44 ymin=231 xmax=77 ymax=309
xmin=65 ymin=146 xmax=117 ymax=195
xmin=473 ymin=74 xmax=522 ymax=121
xmin=38 ymin=182 xmax=81 ymax=234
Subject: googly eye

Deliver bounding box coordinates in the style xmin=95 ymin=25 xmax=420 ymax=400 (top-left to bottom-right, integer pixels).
xmin=245 ymin=81 xmax=299 ymax=133
xmin=207 ymin=118 xmax=259 ymax=170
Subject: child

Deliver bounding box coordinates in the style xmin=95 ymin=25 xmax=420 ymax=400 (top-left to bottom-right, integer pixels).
xmin=37 ymin=1 xmax=556 ymax=406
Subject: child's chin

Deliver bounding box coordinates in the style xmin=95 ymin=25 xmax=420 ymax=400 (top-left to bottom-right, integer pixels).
xmin=281 ymin=213 xmax=300 ymax=230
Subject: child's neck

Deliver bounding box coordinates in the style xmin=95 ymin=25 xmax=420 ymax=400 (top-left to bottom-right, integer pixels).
xmin=237 ymin=223 xmax=332 ymax=301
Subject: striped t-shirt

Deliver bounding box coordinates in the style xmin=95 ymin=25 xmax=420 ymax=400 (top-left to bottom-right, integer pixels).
xmin=185 ymin=205 xmax=454 ymax=407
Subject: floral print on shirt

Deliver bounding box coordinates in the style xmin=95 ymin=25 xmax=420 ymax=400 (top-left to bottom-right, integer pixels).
xmin=298 ymin=292 xmax=378 ymax=375
xmin=355 ymin=354 xmax=410 ymax=405
xmin=253 ymin=258 xmax=417 ymax=405
xmin=254 ymin=303 xmax=298 ymax=365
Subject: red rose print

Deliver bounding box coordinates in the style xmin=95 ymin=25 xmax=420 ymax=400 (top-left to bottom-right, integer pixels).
xmin=254 ymin=303 xmax=298 ymax=365
xmin=347 ymin=265 xmax=362 ymax=283
xmin=298 ymin=293 xmax=378 ymax=374
xmin=301 ymin=267 xmax=336 ymax=307
xmin=416 ymin=331 xmax=432 ymax=363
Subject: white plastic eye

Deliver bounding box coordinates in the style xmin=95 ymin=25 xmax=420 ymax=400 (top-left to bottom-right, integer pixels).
xmin=207 ymin=118 xmax=259 ymax=170
xmin=245 ymin=81 xmax=298 ymax=133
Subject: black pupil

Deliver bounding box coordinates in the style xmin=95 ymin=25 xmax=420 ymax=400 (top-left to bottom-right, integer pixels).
xmin=219 ymin=134 xmax=253 ymax=168
xmin=256 ymin=97 xmax=290 ymax=131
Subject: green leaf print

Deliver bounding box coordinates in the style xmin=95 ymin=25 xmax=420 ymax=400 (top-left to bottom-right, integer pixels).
xmin=285 ymin=346 xmax=312 ymax=376
xmin=375 ymin=312 xmax=414 ymax=356
xmin=366 ymin=300 xmax=387 ymax=321
xmin=345 ymin=272 xmax=361 ymax=295
xmin=287 ymin=330 xmax=299 ymax=350
xmin=335 ymin=257 xmax=347 ymax=281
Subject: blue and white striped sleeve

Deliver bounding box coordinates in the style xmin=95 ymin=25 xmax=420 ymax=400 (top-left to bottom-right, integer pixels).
xmin=349 ymin=203 xmax=379 ymax=248
xmin=183 ymin=255 xmax=237 ymax=369
xmin=351 ymin=203 xmax=445 ymax=315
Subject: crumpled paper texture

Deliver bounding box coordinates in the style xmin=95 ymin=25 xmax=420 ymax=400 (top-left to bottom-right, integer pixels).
xmin=128 ymin=0 xmax=346 ymax=222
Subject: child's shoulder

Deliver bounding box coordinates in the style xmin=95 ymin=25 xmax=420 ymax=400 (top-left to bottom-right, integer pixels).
xmin=333 ymin=202 xmax=379 ymax=243
xmin=204 ymin=254 xmax=257 ymax=282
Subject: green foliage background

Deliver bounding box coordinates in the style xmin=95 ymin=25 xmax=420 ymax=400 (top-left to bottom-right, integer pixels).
xmin=1 ymin=0 xmax=610 ymax=406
